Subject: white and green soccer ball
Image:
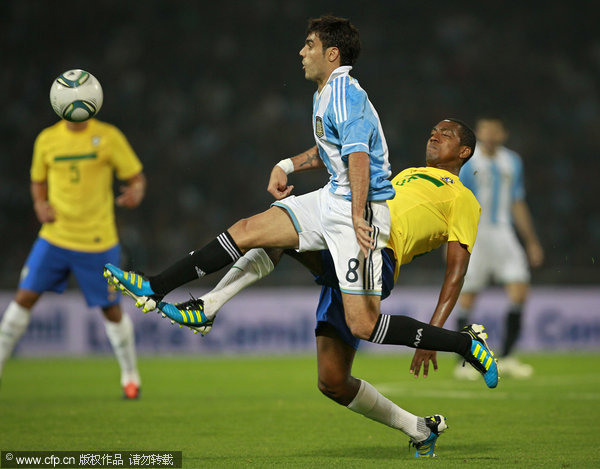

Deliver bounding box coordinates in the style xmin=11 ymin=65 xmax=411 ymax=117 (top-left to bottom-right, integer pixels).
xmin=49 ymin=69 xmax=103 ymax=122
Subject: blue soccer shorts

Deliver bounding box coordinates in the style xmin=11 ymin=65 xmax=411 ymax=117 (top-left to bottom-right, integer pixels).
xmin=19 ymin=238 xmax=121 ymax=308
xmin=313 ymin=248 xmax=395 ymax=350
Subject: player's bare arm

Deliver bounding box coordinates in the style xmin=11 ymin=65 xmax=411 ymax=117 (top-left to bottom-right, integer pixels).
xmin=410 ymin=241 xmax=471 ymax=377
xmin=31 ymin=181 xmax=55 ymax=223
xmin=116 ymin=172 xmax=146 ymax=209
xmin=295 ymin=146 xmax=323 ymax=170
xmin=512 ymin=200 xmax=544 ymax=267
xmin=267 ymin=145 xmax=324 ymax=200
xmin=348 ymin=151 xmax=374 ymax=256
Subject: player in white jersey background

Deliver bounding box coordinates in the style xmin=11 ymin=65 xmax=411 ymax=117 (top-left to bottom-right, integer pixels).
xmin=455 ymin=117 xmax=544 ymax=379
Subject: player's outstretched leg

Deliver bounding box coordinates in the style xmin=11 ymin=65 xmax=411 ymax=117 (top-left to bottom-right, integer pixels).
xmin=460 ymin=324 xmax=499 ymax=388
xmin=158 ymin=298 xmax=213 ymax=336
xmin=411 ymin=415 xmax=448 ymax=458
xmin=104 ymin=263 xmax=163 ymax=312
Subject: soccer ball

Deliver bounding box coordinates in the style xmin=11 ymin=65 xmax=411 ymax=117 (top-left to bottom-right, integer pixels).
xmin=49 ymin=69 xmax=103 ymax=122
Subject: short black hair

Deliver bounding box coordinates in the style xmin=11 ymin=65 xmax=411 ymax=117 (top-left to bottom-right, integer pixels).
xmin=306 ymin=15 xmax=361 ymax=66
xmin=445 ymin=118 xmax=476 ymax=165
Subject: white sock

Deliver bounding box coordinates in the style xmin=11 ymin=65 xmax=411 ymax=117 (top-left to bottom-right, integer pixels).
xmin=104 ymin=312 xmax=140 ymax=387
xmin=0 ymin=301 xmax=32 ymax=376
xmin=347 ymin=379 xmax=429 ymax=441
xmin=202 ymin=248 xmax=274 ymax=319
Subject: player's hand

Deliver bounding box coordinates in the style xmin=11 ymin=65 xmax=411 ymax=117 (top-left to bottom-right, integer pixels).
xmin=410 ymin=349 xmax=438 ymax=378
xmin=353 ymin=216 xmax=374 ymax=257
xmin=267 ymin=166 xmax=294 ymax=200
xmin=527 ymin=242 xmax=544 ymax=268
xmin=34 ymin=200 xmax=56 ymax=223
xmin=116 ymin=183 xmax=144 ymax=208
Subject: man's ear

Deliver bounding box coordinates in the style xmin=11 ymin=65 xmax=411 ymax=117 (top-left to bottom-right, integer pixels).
xmin=459 ymin=145 xmax=472 ymax=161
xmin=327 ymin=46 xmax=340 ymax=63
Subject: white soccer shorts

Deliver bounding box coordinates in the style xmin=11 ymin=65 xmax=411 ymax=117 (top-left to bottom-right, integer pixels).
xmin=273 ymin=187 xmax=391 ymax=295
xmin=462 ymin=224 xmax=530 ymax=292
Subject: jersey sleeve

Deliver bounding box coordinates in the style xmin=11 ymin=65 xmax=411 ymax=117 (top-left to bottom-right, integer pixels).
xmin=108 ymin=126 xmax=143 ymax=180
xmin=511 ymin=153 xmax=525 ymax=201
xmin=458 ymin=160 xmax=476 ymax=194
xmin=448 ymin=191 xmax=481 ymax=253
xmin=30 ymin=132 xmax=48 ymax=182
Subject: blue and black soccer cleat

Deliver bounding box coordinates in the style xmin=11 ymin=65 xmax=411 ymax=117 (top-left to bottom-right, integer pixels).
xmin=104 ymin=263 xmax=162 ymax=312
xmin=411 ymin=414 xmax=448 ymax=458
xmin=461 ymin=324 xmax=499 ymax=388
xmin=158 ymin=297 xmax=213 ymax=336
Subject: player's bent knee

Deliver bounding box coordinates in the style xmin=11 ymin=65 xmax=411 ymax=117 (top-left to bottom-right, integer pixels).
xmin=15 ymin=290 xmax=40 ymax=310
xmin=317 ymin=377 xmax=348 ymax=404
xmin=346 ymin=316 xmax=375 ymax=340
xmin=342 ymin=296 xmax=380 ymax=340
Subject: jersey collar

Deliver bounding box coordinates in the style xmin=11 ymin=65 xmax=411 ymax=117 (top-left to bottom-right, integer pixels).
xmin=317 ymin=66 xmax=353 ymax=98
xmin=325 ymin=65 xmax=352 ymax=86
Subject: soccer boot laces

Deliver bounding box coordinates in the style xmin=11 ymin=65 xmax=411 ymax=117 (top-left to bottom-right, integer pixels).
xmin=104 ymin=263 xmax=163 ymax=312
xmin=460 ymin=324 xmax=499 ymax=388
xmin=158 ymin=295 xmax=213 ymax=336
xmin=411 ymin=414 xmax=448 ymax=458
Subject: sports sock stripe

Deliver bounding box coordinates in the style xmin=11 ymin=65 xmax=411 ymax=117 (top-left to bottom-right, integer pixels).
xmin=217 ymin=233 xmax=242 ymax=262
xmin=372 ymin=314 xmax=390 ymax=344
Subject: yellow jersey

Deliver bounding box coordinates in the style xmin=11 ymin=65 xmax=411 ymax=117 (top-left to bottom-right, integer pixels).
xmin=30 ymin=119 xmax=142 ymax=252
xmin=387 ymin=166 xmax=481 ymax=280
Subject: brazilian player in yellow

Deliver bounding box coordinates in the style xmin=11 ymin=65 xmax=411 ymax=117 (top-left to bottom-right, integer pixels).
xmin=139 ymin=118 xmax=490 ymax=457
xmin=0 ymin=111 xmax=146 ymax=399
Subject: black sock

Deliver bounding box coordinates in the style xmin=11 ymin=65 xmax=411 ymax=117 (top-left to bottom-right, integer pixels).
xmin=368 ymin=314 xmax=471 ymax=357
xmin=149 ymin=232 xmax=242 ymax=295
xmin=502 ymin=305 xmax=523 ymax=356
xmin=455 ymin=310 xmax=471 ymax=361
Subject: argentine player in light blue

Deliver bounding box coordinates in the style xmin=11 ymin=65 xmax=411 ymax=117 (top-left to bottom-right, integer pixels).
xmin=455 ymin=117 xmax=544 ymax=379
xmin=105 ymin=15 xmax=395 ymax=343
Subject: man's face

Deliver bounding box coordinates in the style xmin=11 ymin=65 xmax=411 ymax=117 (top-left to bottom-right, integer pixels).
xmin=299 ymin=32 xmax=330 ymax=83
xmin=476 ymin=119 xmax=507 ymax=150
xmin=425 ymin=120 xmax=464 ymax=166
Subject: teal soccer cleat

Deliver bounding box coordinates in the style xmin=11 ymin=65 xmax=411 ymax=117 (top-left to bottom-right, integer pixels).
xmin=411 ymin=414 xmax=448 ymax=458
xmin=461 ymin=324 xmax=499 ymax=388
xmin=104 ymin=263 xmax=162 ymax=312
xmin=158 ymin=297 xmax=213 ymax=336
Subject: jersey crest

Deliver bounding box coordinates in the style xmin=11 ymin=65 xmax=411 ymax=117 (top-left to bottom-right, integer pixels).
xmin=315 ymin=116 xmax=324 ymax=138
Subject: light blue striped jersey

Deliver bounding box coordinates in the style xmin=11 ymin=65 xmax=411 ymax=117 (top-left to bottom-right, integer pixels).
xmin=312 ymin=66 xmax=394 ymax=201
xmin=459 ymin=145 xmax=525 ymax=227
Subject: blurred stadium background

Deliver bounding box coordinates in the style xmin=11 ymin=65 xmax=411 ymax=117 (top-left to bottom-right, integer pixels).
xmin=0 ymin=1 xmax=598 ymax=356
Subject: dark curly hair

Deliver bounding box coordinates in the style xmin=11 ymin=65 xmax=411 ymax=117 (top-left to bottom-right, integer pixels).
xmin=306 ymin=15 xmax=361 ymax=66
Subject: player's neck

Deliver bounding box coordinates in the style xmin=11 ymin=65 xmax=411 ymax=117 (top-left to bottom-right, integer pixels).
xmin=316 ymin=64 xmax=342 ymax=94
xmin=428 ymin=163 xmax=460 ymax=176
xmin=65 ymin=121 xmax=89 ymax=132
xmin=480 ymin=145 xmax=498 ymax=157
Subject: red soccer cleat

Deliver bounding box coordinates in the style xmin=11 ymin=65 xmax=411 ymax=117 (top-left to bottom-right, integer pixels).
xmin=123 ymin=382 xmax=140 ymax=400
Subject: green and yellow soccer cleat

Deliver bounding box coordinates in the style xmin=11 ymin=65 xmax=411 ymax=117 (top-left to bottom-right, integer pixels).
xmin=104 ymin=263 xmax=162 ymax=312
xmin=158 ymin=297 xmax=213 ymax=336
xmin=461 ymin=324 xmax=499 ymax=388
xmin=411 ymin=414 xmax=448 ymax=458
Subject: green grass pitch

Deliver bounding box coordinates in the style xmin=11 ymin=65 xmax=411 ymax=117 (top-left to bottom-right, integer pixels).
xmin=1 ymin=353 xmax=599 ymax=468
